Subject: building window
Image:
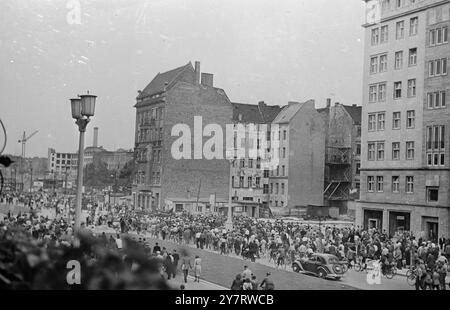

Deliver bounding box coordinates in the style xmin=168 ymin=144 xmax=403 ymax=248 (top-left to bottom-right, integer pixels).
xmin=379 ymin=54 xmax=388 ymax=72
xmin=430 ymin=26 xmax=448 ymax=46
xmin=281 ymin=183 xmax=285 ymax=195
xmin=392 ymin=176 xmax=400 ymax=193
xmin=239 ymin=176 xmax=244 ymax=187
xmin=264 ymin=169 xmax=269 ymax=178
xmin=369 ymin=85 xmax=377 ymax=102
xmin=426 ymin=125 xmax=445 ymax=166
xmin=370 ymin=56 xmax=378 ymax=74
xmin=410 ymin=17 xmax=418 ymax=36
xmin=406 ymin=110 xmax=415 ymax=128
xmin=393 ymin=112 xmax=401 ymax=129
xmin=427 ymin=187 xmax=439 ymax=202
xmin=429 ymin=58 xmax=448 ymax=77
xmin=275 ymin=183 xmax=279 ymax=194
xmin=248 ymin=176 xmax=252 ymax=188
xmin=378 ymin=83 xmax=387 ymax=101
xmin=377 ymin=113 xmax=385 ymax=131
xmin=270 ymin=183 xmax=273 ymax=194
xmin=356 ymin=143 xmax=361 ymax=156
xmin=282 ymin=165 xmax=285 ymax=176
xmin=283 ymin=130 xmax=287 ymax=140
xmin=371 ymin=28 xmax=380 ymax=45
xmin=356 ymin=163 xmax=361 ymax=175
xmin=367 ymin=176 xmax=375 ymax=192
xmin=395 ymin=51 xmax=403 ymax=70
xmin=368 ymin=114 xmax=376 ymax=131
xmin=377 ymin=142 xmax=385 ymax=161
xmin=406 ymin=141 xmax=415 ymax=160
xmin=376 ymin=176 xmax=384 ymax=192
xmin=240 ymin=159 xmax=245 ymax=168
xmin=394 ymin=81 xmax=402 ymax=99
xmin=427 ymin=91 xmax=446 ymax=109
xmin=396 ymin=21 xmax=405 ymax=39
xmin=381 ymin=25 xmax=389 ymax=43
xmin=408 ymin=48 xmax=417 ymax=66
xmin=368 ymin=143 xmax=376 ymax=161
xmin=282 ymin=147 xmax=286 ymax=158
xmin=406 ymin=176 xmax=414 ymax=193
xmin=407 ymin=79 xmax=416 ymax=97
xmin=392 ymin=142 xmax=400 ymax=160
xmin=255 ymin=177 xmax=260 ymax=187
xmin=263 ymin=184 xmax=269 ymax=194
xmin=248 ymin=159 xmax=253 ymax=168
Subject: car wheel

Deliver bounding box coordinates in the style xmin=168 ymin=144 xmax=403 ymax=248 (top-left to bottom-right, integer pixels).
xmin=318 ymin=269 xmax=327 ymax=278
xmin=292 ymin=263 xmax=300 ymax=273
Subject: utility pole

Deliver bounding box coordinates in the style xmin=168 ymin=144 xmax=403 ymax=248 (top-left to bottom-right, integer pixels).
xmin=18 ymin=130 xmax=38 ymax=192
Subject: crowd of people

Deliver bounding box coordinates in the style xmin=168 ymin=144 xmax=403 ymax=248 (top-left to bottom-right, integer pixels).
xmin=2 ymin=195 xmax=450 ymax=290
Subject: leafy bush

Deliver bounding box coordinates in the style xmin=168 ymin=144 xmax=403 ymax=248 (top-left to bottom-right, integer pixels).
xmin=0 ymin=227 xmax=170 ymax=290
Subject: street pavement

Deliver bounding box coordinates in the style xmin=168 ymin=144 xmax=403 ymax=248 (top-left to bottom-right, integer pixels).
xmin=137 ymin=235 xmax=415 ymax=290
xmin=168 ymin=275 xmax=228 ymax=290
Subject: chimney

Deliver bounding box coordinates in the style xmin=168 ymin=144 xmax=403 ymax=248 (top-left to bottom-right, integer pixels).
xmin=326 ymin=98 xmax=331 ymax=107
xmin=93 ymin=127 xmax=99 ymax=148
xmin=194 ymin=61 xmax=201 ymax=84
xmin=201 ymin=73 xmax=214 ymax=87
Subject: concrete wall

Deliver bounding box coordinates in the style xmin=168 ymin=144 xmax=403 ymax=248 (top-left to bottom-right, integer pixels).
xmin=288 ymin=100 xmax=325 ymax=208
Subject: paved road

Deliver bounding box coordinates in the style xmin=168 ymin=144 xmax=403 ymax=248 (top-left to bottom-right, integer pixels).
xmin=141 ymin=236 xmax=356 ymax=290
xmin=168 ymin=275 xmax=228 ymax=290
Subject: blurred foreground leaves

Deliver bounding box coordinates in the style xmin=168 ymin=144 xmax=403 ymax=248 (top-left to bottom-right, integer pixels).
xmin=0 ymin=227 xmax=171 ymax=290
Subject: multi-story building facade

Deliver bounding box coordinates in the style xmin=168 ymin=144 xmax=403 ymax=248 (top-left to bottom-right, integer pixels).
xmin=132 ymin=61 xmax=232 ymax=212
xmin=48 ymin=148 xmax=78 ymax=178
xmin=318 ymin=100 xmax=362 ymax=216
xmin=269 ymin=100 xmax=325 ymax=216
xmin=357 ymin=0 xmax=450 ymax=240
xmin=230 ymin=101 xmax=282 ymax=218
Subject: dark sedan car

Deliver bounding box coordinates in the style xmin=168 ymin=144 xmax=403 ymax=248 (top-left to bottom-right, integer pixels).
xmin=292 ymin=253 xmax=346 ymax=280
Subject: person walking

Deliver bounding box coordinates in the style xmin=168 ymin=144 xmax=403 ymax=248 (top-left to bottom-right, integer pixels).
xmin=231 ymin=274 xmax=243 ymax=290
xmin=260 ymin=272 xmax=275 ymax=290
xmin=180 ymin=254 xmax=192 ymax=283
xmin=194 ymin=255 xmax=202 ymax=282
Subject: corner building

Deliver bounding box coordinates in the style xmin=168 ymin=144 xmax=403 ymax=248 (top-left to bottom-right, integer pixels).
xmin=357 ymin=0 xmax=450 ymax=240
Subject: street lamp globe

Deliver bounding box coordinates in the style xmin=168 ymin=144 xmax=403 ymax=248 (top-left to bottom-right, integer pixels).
xmin=80 ymin=94 xmax=97 ymax=117
xmin=70 ymin=98 xmax=82 ymax=119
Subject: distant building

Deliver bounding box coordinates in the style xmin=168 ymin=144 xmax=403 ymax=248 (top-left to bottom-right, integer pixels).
xmin=47 ymin=148 xmax=78 ymax=179
xmin=318 ymin=100 xmax=362 ymax=216
xmin=132 ymin=61 xmax=232 ymax=212
xmin=269 ymin=100 xmax=326 ymax=216
xmin=230 ymin=101 xmax=282 ymax=218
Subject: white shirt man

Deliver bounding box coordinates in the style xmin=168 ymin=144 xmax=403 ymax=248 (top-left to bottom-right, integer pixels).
xmin=116 ymin=236 xmax=123 ymax=249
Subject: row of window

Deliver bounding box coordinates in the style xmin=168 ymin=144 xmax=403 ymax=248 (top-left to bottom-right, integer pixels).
xmin=366 ymin=175 xmax=440 ymax=202
xmin=367 ymin=175 xmax=415 ymax=194
xmin=371 ymin=17 xmax=418 ymax=46
xmin=428 ymin=58 xmax=448 ymax=77
xmin=368 ymin=110 xmax=415 ymax=131
xmin=367 ymin=141 xmax=415 ymax=161
xmin=138 ymin=127 xmax=163 ymax=143
xmin=429 ymin=26 xmax=449 ymax=46
xmin=270 ymin=182 xmax=286 ymax=195
xmin=231 ymin=176 xmax=262 ymax=189
xmin=426 ymin=125 xmax=446 ymax=167
xmin=369 ymin=79 xmax=417 ymax=102
xmin=370 ymin=48 xmax=417 ymax=74
xmin=270 ymin=200 xmax=285 ymax=208
xmin=137 ymin=107 xmax=164 ymax=125
xmin=427 ymin=91 xmax=447 ymax=109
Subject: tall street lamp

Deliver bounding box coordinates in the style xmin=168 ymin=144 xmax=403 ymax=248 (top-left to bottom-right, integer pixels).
xmin=70 ymin=92 xmax=97 ymax=230
xmin=225 ymin=158 xmax=235 ymax=231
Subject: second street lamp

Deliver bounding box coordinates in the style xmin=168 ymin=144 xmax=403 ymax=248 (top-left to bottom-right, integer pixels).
xmin=70 ymin=92 xmax=97 ymax=230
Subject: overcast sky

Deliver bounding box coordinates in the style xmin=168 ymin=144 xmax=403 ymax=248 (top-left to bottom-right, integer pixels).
xmin=0 ymin=0 xmax=366 ymax=158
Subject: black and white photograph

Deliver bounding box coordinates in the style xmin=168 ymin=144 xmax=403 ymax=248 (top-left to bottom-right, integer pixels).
xmin=0 ymin=0 xmax=450 ymax=297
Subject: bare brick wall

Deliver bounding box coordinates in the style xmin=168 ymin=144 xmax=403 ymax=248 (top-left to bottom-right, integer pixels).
xmin=161 ymin=82 xmax=233 ymax=203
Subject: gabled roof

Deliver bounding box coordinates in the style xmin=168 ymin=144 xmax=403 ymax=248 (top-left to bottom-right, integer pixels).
xmin=231 ymin=102 xmax=283 ymax=123
xmin=272 ymin=102 xmax=305 ymax=124
xmin=138 ymin=62 xmax=193 ymax=99
xmin=342 ymin=105 xmax=362 ymax=124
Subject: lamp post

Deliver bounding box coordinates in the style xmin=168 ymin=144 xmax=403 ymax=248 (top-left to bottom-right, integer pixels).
xmin=70 ymin=92 xmax=97 ymax=230
xmin=225 ymin=158 xmax=235 ymax=231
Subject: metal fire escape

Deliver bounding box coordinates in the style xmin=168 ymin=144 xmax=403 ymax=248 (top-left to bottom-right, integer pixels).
xmin=323 ymin=146 xmax=352 ymax=201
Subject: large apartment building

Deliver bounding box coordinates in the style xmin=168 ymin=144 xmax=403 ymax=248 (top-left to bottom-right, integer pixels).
xmin=269 ymin=100 xmax=325 ymax=216
xmin=229 ymin=101 xmax=282 ymax=218
xmin=132 ymin=61 xmax=232 ymax=212
xmin=357 ymin=0 xmax=450 ymax=240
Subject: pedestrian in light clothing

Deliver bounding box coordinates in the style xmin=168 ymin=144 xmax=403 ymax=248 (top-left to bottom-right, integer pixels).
xmin=194 ymin=255 xmax=202 ymax=282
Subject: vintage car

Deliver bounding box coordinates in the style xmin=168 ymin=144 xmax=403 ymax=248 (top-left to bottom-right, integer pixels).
xmin=292 ymin=253 xmax=346 ymax=280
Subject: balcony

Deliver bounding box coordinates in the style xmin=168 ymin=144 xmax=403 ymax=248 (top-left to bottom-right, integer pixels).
xmin=325 ymin=146 xmax=351 ymax=165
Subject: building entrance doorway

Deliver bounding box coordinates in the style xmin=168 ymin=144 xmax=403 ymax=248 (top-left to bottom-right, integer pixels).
xmin=389 ymin=212 xmax=410 ymax=237
xmin=422 ymin=217 xmax=439 ymax=242
xmin=364 ymin=209 xmax=383 ymax=230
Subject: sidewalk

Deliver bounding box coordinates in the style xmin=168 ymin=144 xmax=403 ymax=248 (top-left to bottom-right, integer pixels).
xmin=168 ymin=275 xmax=228 ymax=290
